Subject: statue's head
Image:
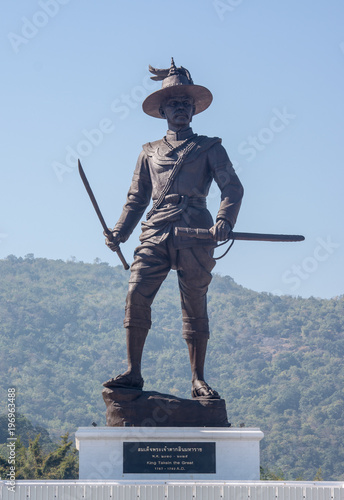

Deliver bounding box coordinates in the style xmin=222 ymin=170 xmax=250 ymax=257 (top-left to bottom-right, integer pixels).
xmin=158 ymin=94 xmax=195 ymax=129
xmin=142 ymin=58 xmax=213 ymax=120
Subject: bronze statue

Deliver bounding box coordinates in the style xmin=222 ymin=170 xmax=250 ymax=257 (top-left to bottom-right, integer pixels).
xmin=102 ymin=59 xmax=244 ymax=399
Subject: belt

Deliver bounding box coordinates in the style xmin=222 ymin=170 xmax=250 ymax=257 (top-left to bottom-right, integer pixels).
xmin=161 ymin=194 xmax=207 ymax=209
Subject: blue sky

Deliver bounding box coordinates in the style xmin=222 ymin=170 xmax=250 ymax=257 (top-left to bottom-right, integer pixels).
xmin=1 ymin=0 xmax=343 ymax=299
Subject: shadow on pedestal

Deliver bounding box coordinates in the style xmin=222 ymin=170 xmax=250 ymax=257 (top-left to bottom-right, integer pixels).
xmin=102 ymin=387 xmax=230 ymax=427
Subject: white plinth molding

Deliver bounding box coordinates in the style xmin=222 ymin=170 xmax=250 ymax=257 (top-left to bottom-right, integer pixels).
xmin=75 ymin=426 xmax=264 ymax=480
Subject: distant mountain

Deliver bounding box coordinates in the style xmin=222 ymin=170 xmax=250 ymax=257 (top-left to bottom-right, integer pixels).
xmin=0 ymin=255 xmax=343 ymax=480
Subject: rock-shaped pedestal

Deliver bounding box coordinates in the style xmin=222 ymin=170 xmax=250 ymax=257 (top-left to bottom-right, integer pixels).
xmin=102 ymin=387 xmax=230 ymax=427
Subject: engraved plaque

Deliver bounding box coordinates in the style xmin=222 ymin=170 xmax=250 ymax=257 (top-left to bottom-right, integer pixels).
xmin=123 ymin=441 xmax=216 ymax=474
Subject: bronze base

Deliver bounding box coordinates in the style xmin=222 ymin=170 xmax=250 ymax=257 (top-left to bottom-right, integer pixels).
xmin=102 ymin=387 xmax=230 ymax=427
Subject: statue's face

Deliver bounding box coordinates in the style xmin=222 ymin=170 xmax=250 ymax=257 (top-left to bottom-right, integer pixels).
xmin=160 ymin=95 xmax=195 ymax=128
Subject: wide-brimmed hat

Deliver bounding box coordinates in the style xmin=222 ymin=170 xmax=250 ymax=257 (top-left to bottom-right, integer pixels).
xmin=142 ymin=58 xmax=213 ymax=119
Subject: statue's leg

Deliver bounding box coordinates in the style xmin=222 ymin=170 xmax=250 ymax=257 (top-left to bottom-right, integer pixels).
xmin=125 ymin=326 xmax=148 ymax=380
xmin=103 ymin=240 xmax=170 ymax=389
xmin=185 ymin=338 xmax=220 ymax=399
xmin=103 ymin=326 xmax=148 ymax=389
xmin=177 ymin=245 xmax=220 ymax=398
xmin=186 ymin=335 xmax=207 ymax=384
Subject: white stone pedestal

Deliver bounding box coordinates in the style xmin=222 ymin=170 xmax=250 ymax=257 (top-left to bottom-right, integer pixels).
xmin=75 ymin=427 xmax=264 ymax=481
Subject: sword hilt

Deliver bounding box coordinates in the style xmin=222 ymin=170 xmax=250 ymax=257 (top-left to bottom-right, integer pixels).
xmin=116 ymin=248 xmax=130 ymax=270
xmin=104 ymin=228 xmax=130 ymax=270
xmin=174 ymin=227 xmax=212 ymax=239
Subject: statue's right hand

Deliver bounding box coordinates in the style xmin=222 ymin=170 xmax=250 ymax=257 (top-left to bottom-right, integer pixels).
xmin=104 ymin=229 xmax=121 ymax=252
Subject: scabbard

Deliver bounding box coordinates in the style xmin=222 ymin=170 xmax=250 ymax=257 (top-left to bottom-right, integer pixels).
xmin=174 ymin=227 xmax=305 ymax=242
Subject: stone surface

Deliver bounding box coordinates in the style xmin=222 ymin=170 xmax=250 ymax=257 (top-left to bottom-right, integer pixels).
xmin=102 ymin=387 xmax=230 ymax=427
xmin=75 ymin=426 xmax=264 ymax=480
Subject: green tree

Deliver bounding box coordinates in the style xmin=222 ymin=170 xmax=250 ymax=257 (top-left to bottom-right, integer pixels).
xmin=0 ymin=433 xmax=78 ymax=479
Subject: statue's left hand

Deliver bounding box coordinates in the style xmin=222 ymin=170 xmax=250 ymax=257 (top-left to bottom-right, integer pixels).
xmin=209 ymin=219 xmax=232 ymax=241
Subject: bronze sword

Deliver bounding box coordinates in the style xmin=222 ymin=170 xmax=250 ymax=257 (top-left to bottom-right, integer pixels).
xmin=78 ymin=160 xmax=130 ymax=270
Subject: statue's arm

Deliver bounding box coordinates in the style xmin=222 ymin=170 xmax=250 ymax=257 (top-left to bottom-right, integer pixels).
xmin=112 ymin=151 xmax=152 ymax=242
xmin=209 ymin=143 xmax=244 ymax=230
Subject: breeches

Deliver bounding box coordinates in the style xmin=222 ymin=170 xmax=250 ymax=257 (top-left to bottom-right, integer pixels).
xmin=124 ymin=238 xmax=216 ymax=340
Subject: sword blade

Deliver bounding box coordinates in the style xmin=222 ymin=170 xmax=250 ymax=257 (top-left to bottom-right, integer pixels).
xmin=78 ymin=159 xmax=110 ymax=235
xmin=78 ymin=160 xmax=130 ymax=270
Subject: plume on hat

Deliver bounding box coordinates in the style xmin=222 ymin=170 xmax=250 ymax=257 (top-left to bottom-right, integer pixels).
xmin=149 ymin=57 xmax=193 ymax=84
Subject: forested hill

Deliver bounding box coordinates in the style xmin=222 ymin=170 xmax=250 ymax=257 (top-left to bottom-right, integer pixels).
xmin=0 ymin=255 xmax=343 ymax=480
